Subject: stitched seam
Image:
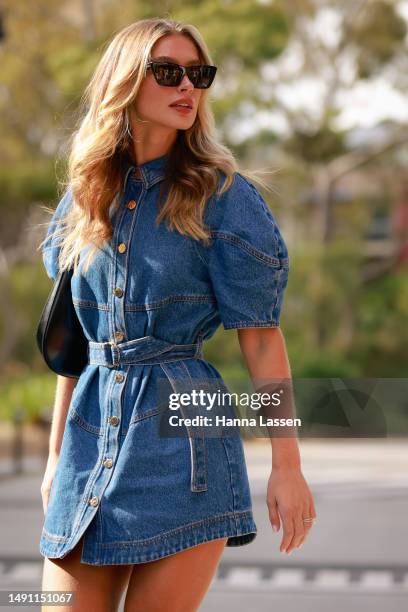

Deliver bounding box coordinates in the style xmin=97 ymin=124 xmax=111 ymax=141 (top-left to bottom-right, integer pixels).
xmin=124 ymin=295 xmax=217 ymax=311
xmin=98 ymin=510 xmax=254 ymax=548
xmin=210 ymin=230 xmax=289 ymax=268
xmin=223 ymin=320 xmax=280 ymax=329
xmin=41 ymin=528 xmax=69 ymax=542
xmin=150 ymin=176 xmax=165 ymax=187
xmin=74 ymin=295 xmax=217 ymax=311
xmin=97 ymin=501 xmax=103 ymax=544
xmin=159 ymin=362 xmax=201 ymax=491
xmin=68 ymin=371 xmax=116 ymax=540
xmin=69 ymin=407 xmax=103 ymax=436
xmin=221 ymin=436 xmax=237 ymax=512
xmin=72 ymin=299 xmax=110 ymax=310
xmin=192 ymin=239 xmax=209 ymax=266
xmin=180 ymin=361 xmax=207 ymax=491
xmin=124 ymin=406 xmax=164 ymax=431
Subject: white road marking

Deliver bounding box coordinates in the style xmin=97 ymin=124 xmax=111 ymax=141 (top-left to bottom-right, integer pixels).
xmin=212 ymin=566 xmax=408 ymax=593
xmin=270 ymin=568 xmax=305 ymax=587
xmin=313 ymin=569 xmax=350 ymax=588
xmin=223 ymin=567 xmax=263 ymax=586
xmin=1 ymin=560 xmax=408 ymax=595
xmin=358 ymin=570 xmax=395 ymax=590
xmin=4 ymin=562 xmax=42 ymax=582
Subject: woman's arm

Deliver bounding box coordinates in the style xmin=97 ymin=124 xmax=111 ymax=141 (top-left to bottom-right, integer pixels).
xmin=48 ymin=375 xmax=77 ymax=457
xmin=237 ymin=327 xmax=300 ymax=467
xmin=237 ymin=327 xmax=316 ymax=554
xmin=41 ymin=375 xmax=77 ymax=514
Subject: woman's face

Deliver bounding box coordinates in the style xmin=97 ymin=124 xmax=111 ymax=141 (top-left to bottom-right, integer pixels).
xmin=133 ymin=33 xmax=203 ymax=132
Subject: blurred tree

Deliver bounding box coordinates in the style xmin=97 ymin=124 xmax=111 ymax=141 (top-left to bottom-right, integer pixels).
xmin=0 ymin=0 xmax=407 ymax=395
xmin=220 ymin=0 xmax=408 ymax=352
xmin=346 ymin=0 xmax=407 ymax=78
xmin=0 ymin=0 xmax=291 ymax=382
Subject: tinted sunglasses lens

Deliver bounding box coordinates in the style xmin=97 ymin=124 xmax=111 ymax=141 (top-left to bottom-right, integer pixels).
xmin=151 ymin=63 xmax=217 ymax=88
xmin=153 ymin=63 xmax=183 ymax=86
xmin=187 ymin=66 xmax=217 ymax=89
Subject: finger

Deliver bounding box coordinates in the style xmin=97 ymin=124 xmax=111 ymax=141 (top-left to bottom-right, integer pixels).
xmin=267 ymin=498 xmax=280 ymax=533
xmin=280 ymin=513 xmax=295 ymax=554
xmin=308 ymin=495 xmax=317 ymax=521
xmin=299 ymin=507 xmax=316 ymax=547
xmin=285 ymin=510 xmax=305 ymax=553
xmin=305 ymin=505 xmax=318 ymax=526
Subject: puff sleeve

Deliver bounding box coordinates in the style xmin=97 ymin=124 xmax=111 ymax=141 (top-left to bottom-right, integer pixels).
xmin=203 ymin=173 xmax=290 ymax=330
xmin=42 ymin=189 xmax=73 ymax=280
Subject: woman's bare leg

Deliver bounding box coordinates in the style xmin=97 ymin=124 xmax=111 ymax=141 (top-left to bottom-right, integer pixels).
xmin=124 ymin=537 xmax=228 ymax=612
xmin=41 ymin=536 xmax=133 ymax=612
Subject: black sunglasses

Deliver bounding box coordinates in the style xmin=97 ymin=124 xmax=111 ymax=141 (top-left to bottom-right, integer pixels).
xmin=146 ymin=60 xmax=217 ymax=89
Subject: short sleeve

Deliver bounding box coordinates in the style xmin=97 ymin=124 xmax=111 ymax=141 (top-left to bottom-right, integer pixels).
xmin=42 ymin=189 xmax=73 ymax=280
xmin=204 ymin=173 xmax=290 ymax=330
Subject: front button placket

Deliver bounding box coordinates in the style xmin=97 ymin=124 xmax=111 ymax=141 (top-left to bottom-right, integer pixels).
xmin=105 ymin=165 xmax=143 ymax=450
xmin=62 ymin=166 xmax=146 ymax=552
xmin=109 ymin=168 xmax=144 ymax=351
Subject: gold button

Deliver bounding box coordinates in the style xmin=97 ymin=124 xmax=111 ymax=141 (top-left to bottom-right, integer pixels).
xmin=103 ymin=458 xmax=113 ymax=469
xmin=113 ymin=287 xmax=123 ymax=298
xmin=127 ymin=200 xmax=137 ymax=209
xmin=108 ymin=415 xmax=120 ymax=426
xmin=117 ymin=243 xmax=126 ymax=253
xmin=115 ymin=373 xmax=125 ymax=383
xmin=89 ymin=496 xmax=99 ymax=507
xmin=114 ymin=331 xmax=125 ymax=342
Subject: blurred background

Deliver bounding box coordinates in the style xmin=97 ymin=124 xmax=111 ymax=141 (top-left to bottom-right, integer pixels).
xmin=0 ymin=1 xmax=407 ymax=610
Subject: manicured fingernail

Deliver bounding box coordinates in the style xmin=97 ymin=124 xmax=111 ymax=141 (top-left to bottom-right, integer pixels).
xmin=287 ymin=550 xmax=292 ymax=555
xmin=281 ymin=548 xmax=286 ymax=553
xmin=272 ymin=525 xmax=278 ymax=532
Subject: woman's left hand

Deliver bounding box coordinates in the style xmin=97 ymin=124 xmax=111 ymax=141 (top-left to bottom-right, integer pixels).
xmin=266 ymin=466 xmax=317 ymax=554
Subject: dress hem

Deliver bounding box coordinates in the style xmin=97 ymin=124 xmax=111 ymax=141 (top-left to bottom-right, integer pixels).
xmin=39 ymin=510 xmax=257 ymax=566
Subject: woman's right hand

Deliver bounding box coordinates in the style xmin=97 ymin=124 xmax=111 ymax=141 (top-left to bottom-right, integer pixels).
xmin=40 ymin=453 xmax=60 ymax=515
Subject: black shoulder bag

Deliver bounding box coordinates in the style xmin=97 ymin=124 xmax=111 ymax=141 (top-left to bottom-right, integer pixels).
xmin=36 ymin=267 xmax=88 ymax=378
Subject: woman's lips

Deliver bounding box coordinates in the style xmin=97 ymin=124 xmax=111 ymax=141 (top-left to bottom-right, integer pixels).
xmin=169 ymin=105 xmax=193 ymax=114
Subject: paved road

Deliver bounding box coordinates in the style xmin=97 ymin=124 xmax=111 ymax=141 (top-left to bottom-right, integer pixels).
xmin=1 ymin=440 xmax=408 ymax=611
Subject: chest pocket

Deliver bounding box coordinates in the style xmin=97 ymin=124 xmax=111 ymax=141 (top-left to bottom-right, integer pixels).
xmin=128 ymin=219 xmax=202 ymax=299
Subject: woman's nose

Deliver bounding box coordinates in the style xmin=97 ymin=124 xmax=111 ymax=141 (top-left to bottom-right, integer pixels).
xmin=178 ymin=74 xmax=194 ymax=92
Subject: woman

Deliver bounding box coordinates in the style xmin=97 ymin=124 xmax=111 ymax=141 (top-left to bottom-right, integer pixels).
xmin=39 ymin=17 xmax=316 ymax=612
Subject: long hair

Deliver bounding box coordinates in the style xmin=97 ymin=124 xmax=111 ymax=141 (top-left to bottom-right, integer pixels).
xmin=39 ymin=17 xmax=274 ymax=275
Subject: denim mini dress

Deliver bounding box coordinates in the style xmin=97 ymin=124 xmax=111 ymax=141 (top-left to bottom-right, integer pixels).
xmin=39 ymin=153 xmax=290 ymax=565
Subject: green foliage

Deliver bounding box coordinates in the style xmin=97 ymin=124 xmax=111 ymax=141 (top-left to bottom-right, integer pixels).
xmin=285 ymin=125 xmax=347 ymax=164
xmin=0 ymin=0 xmax=406 ymax=424
xmin=351 ymin=269 xmax=408 ymax=376
xmin=7 ymin=261 xmax=55 ymax=364
xmin=0 ymin=371 xmax=56 ymax=423
xmin=0 ymin=160 xmax=56 ymax=208
xmin=174 ymin=0 xmax=289 ymax=67
xmin=346 ymin=1 xmax=407 ymax=78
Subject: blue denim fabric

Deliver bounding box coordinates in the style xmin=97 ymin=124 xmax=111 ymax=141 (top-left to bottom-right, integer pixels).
xmin=39 ymin=153 xmax=290 ymax=565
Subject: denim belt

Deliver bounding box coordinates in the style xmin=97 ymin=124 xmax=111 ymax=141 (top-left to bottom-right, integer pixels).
xmin=87 ymin=334 xmax=207 ymax=493
xmin=87 ymin=335 xmax=203 ymax=368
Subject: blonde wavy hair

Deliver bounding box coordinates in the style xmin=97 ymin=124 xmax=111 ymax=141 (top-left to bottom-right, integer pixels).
xmin=39 ymin=17 xmax=274 ymax=275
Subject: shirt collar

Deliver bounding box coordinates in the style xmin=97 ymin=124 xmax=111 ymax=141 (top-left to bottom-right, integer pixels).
xmin=123 ymin=153 xmax=169 ymax=191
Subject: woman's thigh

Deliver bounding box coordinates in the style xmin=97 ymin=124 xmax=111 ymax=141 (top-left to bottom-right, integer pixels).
xmin=41 ymin=536 xmax=133 ymax=612
xmin=124 ymin=537 xmax=228 ymax=612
